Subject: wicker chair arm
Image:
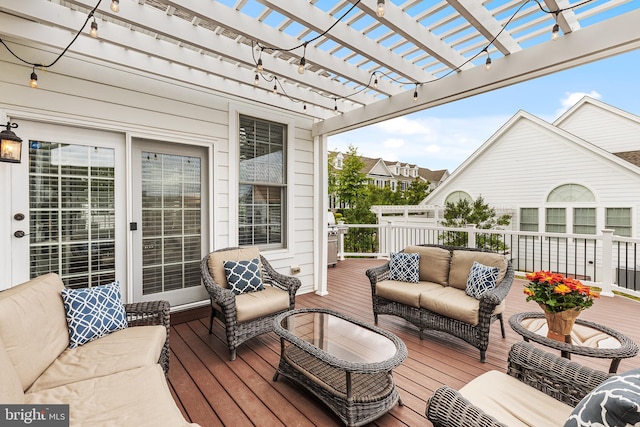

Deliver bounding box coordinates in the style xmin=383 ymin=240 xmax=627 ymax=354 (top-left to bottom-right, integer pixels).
xmin=365 ymin=261 xmax=391 ymax=285
xmin=479 ymin=262 xmax=514 ymax=308
xmin=200 ymin=255 xmax=237 ymax=310
xmin=507 ymin=341 xmax=609 ymax=406
xmin=260 ymin=255 xmax=302 ymax=294
xmin=425 ymin=385 xmax=508 ymax=427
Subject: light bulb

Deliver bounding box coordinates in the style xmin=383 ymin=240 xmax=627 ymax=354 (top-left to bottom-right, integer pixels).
xmin=254 ymin=74 xmax=259 ymax=85
xmin=413 ymin=89 xmax=418 ymax=103
xmin=272 ymin=83 xmax=277 ymax=94
xmin=551 ymin=23 xmax=560 ymax=40
xmin=485 ymin=56 xmax=492 ymax=71
xmin=110 ymin=0 xmax=120 ymax=12
xmin=29 ymin=70 xmax=38 ymax=88
xmin=90 ymin=20 xmax=98 ymax=38
xmin=377 ymin=0 xmax=385 ymax=17
xmin=257 ymin=58 xmax=263 ymax=72
xmin=298 ymin=57 xmax=306 ymax=75
xmin=303 ymin=104 xmax=307 ymax=111
xmin=373 ymin=77 xmax=378 ymax=89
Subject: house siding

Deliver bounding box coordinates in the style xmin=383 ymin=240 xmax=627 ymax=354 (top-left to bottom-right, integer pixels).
xmin=0 ymin=44 xmax=317 ymax=297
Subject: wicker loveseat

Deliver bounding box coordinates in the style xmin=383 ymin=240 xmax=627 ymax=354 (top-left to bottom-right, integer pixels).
xmin=425 ymin=341 xmax=620 ymax=426
xmin=201 ymin=246 xmax=301 ymax=360
xmin=0 ymin=273 xmax=198 ymax=426
xmin=366 ymin=244 xmax=514 ymax=362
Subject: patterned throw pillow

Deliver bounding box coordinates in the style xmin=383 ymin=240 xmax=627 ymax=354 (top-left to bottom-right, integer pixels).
xmin=224 ymin=258 xmax=265 ymax=295
xmin=564 ymin=368 xmax=640 ymax=427
xmin=465 ymin=261 xmax=500 ymax=299
xmin=389 ymin=252 xmax=420 ymax=283
xmin=61 ymin=282 xmax=128 ymax=348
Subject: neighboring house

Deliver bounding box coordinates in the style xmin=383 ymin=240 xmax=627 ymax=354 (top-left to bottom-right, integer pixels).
xmin=422 ymin=97 xmax=640 ymax=238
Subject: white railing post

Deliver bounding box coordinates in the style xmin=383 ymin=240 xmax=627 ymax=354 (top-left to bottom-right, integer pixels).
xmin=338 ymin=228 xmax=345 ymax=261
xmin=600 ymin=229 xmax=615 ymax=297
xmin=467 ymin=224 xmax=477 ymax=248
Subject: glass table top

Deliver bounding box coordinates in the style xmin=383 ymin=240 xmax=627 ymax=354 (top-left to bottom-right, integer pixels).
xmin=520 ymin=317 xmax=622 ymax=349
xmin=280 ymin=311 xmax=398 ymax=364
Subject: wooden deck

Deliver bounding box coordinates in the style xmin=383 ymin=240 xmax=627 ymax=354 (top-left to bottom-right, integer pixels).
xmin=168 ymin=259 xmax=640 ymax=427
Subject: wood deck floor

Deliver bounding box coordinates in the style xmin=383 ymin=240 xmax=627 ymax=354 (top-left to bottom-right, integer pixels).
xmin=168 ymin=259 xmax=640 ymax=427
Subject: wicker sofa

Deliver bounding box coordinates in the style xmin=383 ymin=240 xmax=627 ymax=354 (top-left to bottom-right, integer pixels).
xmin=425 ymin=341 xmax=616 ymax=426
xmin=0 ymin=273 xmax=198 ymax=427
xmin=366 ymin=244 xmax=514 ymax=362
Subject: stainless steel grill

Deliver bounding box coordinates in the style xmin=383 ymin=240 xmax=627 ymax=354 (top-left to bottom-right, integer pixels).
xmin=327 ymin=212 xmax=338 ymax=267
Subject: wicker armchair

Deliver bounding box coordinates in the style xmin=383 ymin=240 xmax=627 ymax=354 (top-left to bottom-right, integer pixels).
xmin=201 ymin=247 xmax=301 ymax=360
xmin=425 ymin=341 xmax=611 ymax=426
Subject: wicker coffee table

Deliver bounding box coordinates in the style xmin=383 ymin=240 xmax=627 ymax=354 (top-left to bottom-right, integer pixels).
xmin=272 ymin=308 xmax=407 ymax=427
xmin=509 ymin=312 xmax=638 ymax=373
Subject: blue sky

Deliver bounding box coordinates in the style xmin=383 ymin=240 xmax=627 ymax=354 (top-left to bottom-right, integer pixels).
xmin=328 ymin=48 xmax=640 ymax=173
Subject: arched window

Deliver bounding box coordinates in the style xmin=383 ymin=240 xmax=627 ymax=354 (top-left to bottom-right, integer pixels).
xmin=547 ymin=184 xmax=595 ymax=202
xmin=445 ymin=191 xmax=472 ymax=204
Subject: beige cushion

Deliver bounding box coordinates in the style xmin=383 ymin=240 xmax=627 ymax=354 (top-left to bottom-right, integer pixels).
xmin=25 ymin=364 xmax=199 ymax=427
xmin=376 ymin=280 xmax=444 ymax=308
xmin=404 ymin=245 xmax=451 ymax=286
xmin=236 ymin=285 xmax=290 ymax=323
xmin=459 ymin=370 xmax=572 ymax=427
xmin=208 ymin=247 xmax=261 ymax=289
xmin=0 ymin=338 xmax=25 ymax=403
xmin=0 ymin=273 xmax=69 ymax=391
xmin=419 ymin=286 xmax=504 ymax=325
xmin=28 ymin=325 xmax=166 ymax=393
xmin=448 ymin=250 xmax=508 ymax=290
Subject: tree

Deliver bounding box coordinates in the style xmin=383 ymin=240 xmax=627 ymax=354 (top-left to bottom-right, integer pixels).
xmin=440 ymin=196 xmax=511 ymax=251
xmin=402 ymin=180 xmax=431 ymax=205
xmin=330 ymin=145 xmax=367 ymax=210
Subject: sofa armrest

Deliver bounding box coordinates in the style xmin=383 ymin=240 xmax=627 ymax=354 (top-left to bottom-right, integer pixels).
xmin=507 ymin=341 xmax=610 ymax=406
xmin=365 ymin=261 xmax=391 ymax=286
xmin=260 ymin=255 xmax=301 ymax=308
xmin=124 ymin=300 xmax=170 ymax=375
xmin=425 ymin=385 xmax=508 ymax=427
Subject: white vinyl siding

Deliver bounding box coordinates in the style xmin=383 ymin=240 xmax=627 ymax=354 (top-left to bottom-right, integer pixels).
xmin=606 ymin=208 xmax=632 ymax=237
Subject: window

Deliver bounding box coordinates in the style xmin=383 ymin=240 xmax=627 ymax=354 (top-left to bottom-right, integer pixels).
xmin=546 ymin=208 xmax=566 ymax=233
xmin=238 ymin=115 xmax=286 ymax=248
xmin=445 ymin=191 xmax=471 ymax=205
xmin=520 ymin=208 xmax=538 ymax=232
xmin=573 ymin=208 xmax=596 ymax=234
xmin=547 ymin=184 xmax=595 ymax=202
xmin=606 ymin=208 xmax=632 ymax=237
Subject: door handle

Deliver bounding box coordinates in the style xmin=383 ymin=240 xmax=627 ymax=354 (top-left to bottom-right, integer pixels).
xmin=13 ymin=230 xmax=28 ymax=238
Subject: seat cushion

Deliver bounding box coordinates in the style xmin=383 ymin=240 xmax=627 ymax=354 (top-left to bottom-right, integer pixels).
xmin=419 ymin=286 xmax=504 ymax=325
xmin=448 ymin=250 xmax=508 ymax=290
xmin=236 ymin=285 xmax=290 ymax=323
xmin=28 ymin=325 xmax=166 ymax=393
xmin=376 ymin=280 xmax=444 ymax=308
xmin=460 ymin=370 xmax=573 ymax=427
xmin=0 ymin=338 xmax=25 ymax=404
xmin=564 ymin=368 xmax=640 ymax=427
xmin=208 ymin=247 xmax=261 ymax=289
xmin=0 ymin=273 xmax=69 ymax=391
xmin=25 ymin=364 xmax=198 ymax=427
xmin=405 ymin=245 xmax=451 ymax=286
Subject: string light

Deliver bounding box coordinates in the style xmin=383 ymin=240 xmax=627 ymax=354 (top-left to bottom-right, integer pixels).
xmin=90 ymin=19 xmax=98 ymax=38
xmin=256 ymin=57 xmax=263 ymax=72
xmin=552 ymin=23 xmax=560 ymax=40
xmin=254 ymin=73 xmax=259 ymax=85
xmin=298 ymin=56 xmax=306 ymax=75
xmin=413 ymin=84 xmax=418 ymax=103
xmin=110 ymin=0 xmax=120 ymax=13
xmin=484 ymin=48 xmax=492 ymax=71
xmin=377 ymin=0 xmax=385 ymax=18
xmin=272 ymin=82 xmax=277 ymax=94
xmin=373 ymin=76 xmax=378 ymax=89
xmin=333 ymin=99 xmax=338 ymax=115
xmin=29 ymin=67 xmax=38 ymax=88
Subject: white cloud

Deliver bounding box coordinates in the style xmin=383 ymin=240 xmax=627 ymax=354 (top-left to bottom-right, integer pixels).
xmin=555 ymin=91 xmax=601 ymax=117
xmin=373 ymin=116 xmax=432 ymax=136
xmin=383 ymin=138 xmax=405 ymax=148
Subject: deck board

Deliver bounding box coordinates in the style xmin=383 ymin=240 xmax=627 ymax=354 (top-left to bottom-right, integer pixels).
xmin=170 ymin=258 xmax=640 ymax=426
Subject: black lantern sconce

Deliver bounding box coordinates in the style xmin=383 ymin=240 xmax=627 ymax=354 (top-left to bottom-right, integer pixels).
xmin=0 ymin=122 xmax=23 ymax=163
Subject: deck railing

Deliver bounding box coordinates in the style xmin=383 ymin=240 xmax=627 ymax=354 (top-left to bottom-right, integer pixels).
xmin=337 ymin=223 xmax=640 ymax=298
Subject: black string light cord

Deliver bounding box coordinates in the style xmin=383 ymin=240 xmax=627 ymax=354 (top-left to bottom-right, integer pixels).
xmin=252 ymin=0 xmax=597 ymax=111
xmin=0 ymin=0 xmax=102 ymax=80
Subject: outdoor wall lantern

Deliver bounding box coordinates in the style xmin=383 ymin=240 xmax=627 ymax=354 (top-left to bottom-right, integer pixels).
xmin=0 ymin=122 xmax=23 ymax=163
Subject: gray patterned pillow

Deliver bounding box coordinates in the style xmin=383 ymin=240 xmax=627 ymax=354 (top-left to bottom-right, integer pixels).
xmin=224 ymin=258 xmax=265 ymax=295
xmin=564 ymin=368 xmax=640 ymax=427
xmin=389 ymin=252 xmax=420 ymax=283
xmin=465 ymin=261 xmax=499 ymax=299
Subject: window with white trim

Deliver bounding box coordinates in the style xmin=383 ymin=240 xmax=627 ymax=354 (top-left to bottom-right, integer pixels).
xmin=573 ymin=208 xmax=596 ymax=234
xmin=520 ymin=208 xmax=538 ymax=232
xmin=545 ymin=208 xmax=566 ymax=233
xmin=238 ymin=115 xmax=286 ymax=248
xmin=606 ymin=208 xmax=632 ymax=237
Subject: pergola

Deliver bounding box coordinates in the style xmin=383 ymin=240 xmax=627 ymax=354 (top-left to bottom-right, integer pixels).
xmin=1 ymin=0 xmax=639 ymax=139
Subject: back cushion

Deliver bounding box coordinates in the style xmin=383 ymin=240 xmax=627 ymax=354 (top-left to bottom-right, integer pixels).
xmin=208 ymin=247 xmax=261 ymax=289
xmin=405 ymin=245 xmax=451 ymax=286
xmin=448 ymin=250 xmax=508 ymax=290
xmin=0 ymin=273 xmax=69 ymax=390
xmin=0 ymin=338 xmax=25 ymax=403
